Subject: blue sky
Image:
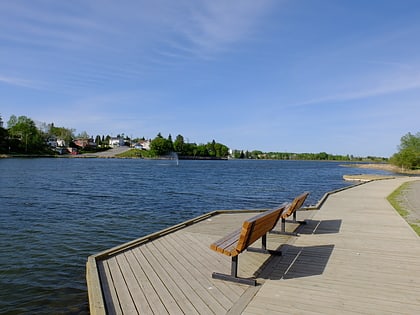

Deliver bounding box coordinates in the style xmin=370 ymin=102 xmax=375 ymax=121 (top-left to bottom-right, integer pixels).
xmin=1 ymin=0 xmax=420 ymax=157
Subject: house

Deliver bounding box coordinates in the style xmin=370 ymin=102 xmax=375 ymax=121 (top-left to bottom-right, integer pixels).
xmin=57 ymin=139 xmax=66 ymax=147
xmin=47 ymin=136 xmax=66 ymax=148
xmin=73 ymin=138 xmax=97 ymax=148
xmin=109 ymin=137 xmax=125 ymax=147
xmin=132 ymin=139 xmax=151 ymax=150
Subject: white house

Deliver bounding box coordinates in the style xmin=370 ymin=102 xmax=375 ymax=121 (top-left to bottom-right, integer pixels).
xmin=47 ymin=137 xmax=66 ymax=148
xmin=109 ymin=137 xmax=125 ymax=147
xmin=133 ymin=139 xmax=150 ymax=150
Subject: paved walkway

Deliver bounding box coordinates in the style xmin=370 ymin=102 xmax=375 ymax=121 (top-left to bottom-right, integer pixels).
xmin=243 ymin=177 xmax=420 ymax=314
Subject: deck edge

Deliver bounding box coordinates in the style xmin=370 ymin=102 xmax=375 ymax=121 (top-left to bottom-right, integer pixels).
xmin=86 ymin=256 xmax=106 ymax=315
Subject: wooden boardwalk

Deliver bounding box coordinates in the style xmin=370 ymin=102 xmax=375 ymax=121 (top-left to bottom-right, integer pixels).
xmin=87 ymin=177 xmax=420 ymax=314
xmin=242 ymin=177 xmax=420 ymax=314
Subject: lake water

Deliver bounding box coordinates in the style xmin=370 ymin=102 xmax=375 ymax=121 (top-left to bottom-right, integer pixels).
xmin=0 ymin=158 xmax=393 ymax=314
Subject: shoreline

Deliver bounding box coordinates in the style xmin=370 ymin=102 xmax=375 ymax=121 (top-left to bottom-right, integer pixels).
xmin=344 ymin=163 xmax=420 ymax=175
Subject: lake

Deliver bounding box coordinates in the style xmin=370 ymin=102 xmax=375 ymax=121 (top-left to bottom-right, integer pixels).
xmin=0 ymin=158 xmax=393 ymax=314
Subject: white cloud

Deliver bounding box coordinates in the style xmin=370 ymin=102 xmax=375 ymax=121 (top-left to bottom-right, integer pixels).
xmin=168 ymin=0 xmax=274 ymax=56
xmin=287 ymin=67 xmax=420 ymax=108
xmin=0 ymin=75 xmax=42 ymax=89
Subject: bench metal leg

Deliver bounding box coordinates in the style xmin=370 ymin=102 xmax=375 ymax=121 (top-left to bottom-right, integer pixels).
xmin=212 ymin=234 xmax=282 ymax=286
xmin=231 ymin=254 xmax=238 ymax=278
xmin=212 ymin=256 xmax=257 ymax=286
xmin=247 ymin=234 xmax=282 ymax=255
xmin=270 ymin=217 xmax=306 ymax=236
xmin=292 ymin=212 xmax=307 ymax=225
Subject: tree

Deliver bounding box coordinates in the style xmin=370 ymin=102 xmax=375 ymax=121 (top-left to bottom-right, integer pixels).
xmin=207 ymin=140 xmax=216 ymax=157
xmin=173 ymin=134 xmax=185 ymax=154
xmin=196 ymin=144 xmax=209 ymax=157
xmin=150 ymin=133 xmax=173 ymax=156
xmin=7 ymin=115 xmax=18 ymax=128
xmin=167 ymin=134 xmax=174 ymax=152
xmin=0 ymin=125 xmax=8 ymax=153
xmin=390 ymin=132 xmax=420 ymax=169
xmin=95 ymin=135 xmax=102 ymax=147
xmin=105 ymin=135 xmax=111 ymax=147
xmin=7 ymin=115 xmax=45 ymax=153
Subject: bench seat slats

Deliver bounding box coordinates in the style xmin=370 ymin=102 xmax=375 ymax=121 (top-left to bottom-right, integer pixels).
xmin=210 ymin=229 xmax=241 ymax=256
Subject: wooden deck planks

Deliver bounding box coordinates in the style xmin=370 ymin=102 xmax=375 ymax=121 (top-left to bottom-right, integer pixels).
xmin=114 ymin=254 xmax=152 ymax=314
xmin=91 ymin=209 xmax=313 ymax=314
xmin=139 ymin=242 xmax=202 ymax=314
xmin=123 ymin=250 xmax=168 ymax=314
xmin=177 ymin=231 xmax=247 ymax=299
xmin=145 ymin=237 xmax=221 ymax=314
xmin=162 ymin=232 xmax=243 ymax=304
xmin=97 ymin=260 xmax=123 ymax=315
xmin=131 ymin=246 xmax=183 ymax=314
xmin=95 ymin=211 xmax=270 ymax=314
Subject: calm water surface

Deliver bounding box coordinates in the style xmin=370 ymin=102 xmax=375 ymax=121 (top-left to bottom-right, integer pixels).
xmin=0 ymin=158 xmax=392 ymax=314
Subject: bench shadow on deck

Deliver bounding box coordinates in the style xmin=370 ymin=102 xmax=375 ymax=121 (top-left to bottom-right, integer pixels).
xmin=258 ymin=218 xmax=340 ymax=281
xmin=86 ymin=208 xmax=338 ymax=315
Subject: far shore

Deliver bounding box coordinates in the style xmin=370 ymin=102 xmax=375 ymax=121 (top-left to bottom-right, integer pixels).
xmin=345 ymin=163 xmax=420 ymax=175
xmin=1 ymin=152 xmax=420 ymax=176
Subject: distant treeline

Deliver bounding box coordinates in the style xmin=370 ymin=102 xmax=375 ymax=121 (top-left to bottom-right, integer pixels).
xmin=231 ymin=150 xmax=387 ymax=162
xmin=148 ymin=133 xmax=230 ymax=158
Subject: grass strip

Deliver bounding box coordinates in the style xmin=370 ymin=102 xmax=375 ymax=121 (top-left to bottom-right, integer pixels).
xmin=387 ymin=182 xmax=420 ymax=236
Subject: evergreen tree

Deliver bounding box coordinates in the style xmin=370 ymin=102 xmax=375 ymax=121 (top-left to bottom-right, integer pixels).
xmin=95 ymin=135 xmax=102 ymax=146
xmin=0 ymin=125 xmax=8 ymax=153
xmin=173 ymin=134 xmax=185 ymax=154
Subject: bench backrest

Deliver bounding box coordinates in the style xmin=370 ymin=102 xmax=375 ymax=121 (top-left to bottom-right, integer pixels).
xmin=281 ymin=192 xmax=309 ymax=219
xmin=236 ymin=203 xmax=288 ymax=253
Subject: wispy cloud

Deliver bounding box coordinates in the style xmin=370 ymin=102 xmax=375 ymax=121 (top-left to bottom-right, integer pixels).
xmin=0 ymin=0 xmax=275 ymax=93
xmin=2 ymin=0 xmax=273 ymax=54
xmin=287 ymin=64 xmax=420 ymax=108
xmin=0 ymin=75 xmax=43 ymax=89
xmin=167 ymin=0 xmax=274 ymax=57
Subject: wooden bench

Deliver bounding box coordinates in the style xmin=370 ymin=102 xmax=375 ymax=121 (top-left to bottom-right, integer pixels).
xmin=272 ymin=192 xmax=309 ymax=235
xmin=210 ymin=203 xmax=288 ymax=285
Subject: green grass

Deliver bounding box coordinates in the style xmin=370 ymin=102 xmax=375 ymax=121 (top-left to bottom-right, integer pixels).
xmin=115 ymin=149 xmax=157 ymax=158
xmin=387 ymin=182 xmax=420 ymax=236
xmin=115 ymin=149 xmax=144 ymax=158
xmin=409 ymin=223 xmax=420 ymax=235
xmin=387 ymin=182 xmax=410 ymax=217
